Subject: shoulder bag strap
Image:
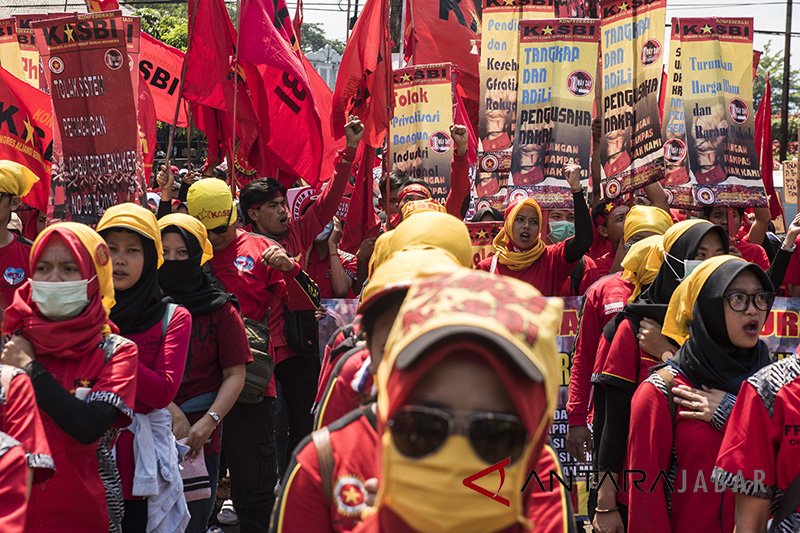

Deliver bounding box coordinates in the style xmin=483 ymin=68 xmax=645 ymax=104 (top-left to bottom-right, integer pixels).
xmin=655 ymin=367 xmax=678 ymax=422
xmin=161 ymin=303 xmax=179 ymax=340
xmin=770 ymin=474 xmax=800 ymax=533
xmin=311 ymin=427 xmax=335 ymax=505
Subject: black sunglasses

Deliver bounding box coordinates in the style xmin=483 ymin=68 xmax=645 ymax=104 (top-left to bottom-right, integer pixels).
xmin=207 ymin=207 xmax=233 ymax=235
xmin=723 ymin=290 xmax=775 ymax=313
xmin=387 ymin=405 xmax=528 ymax=464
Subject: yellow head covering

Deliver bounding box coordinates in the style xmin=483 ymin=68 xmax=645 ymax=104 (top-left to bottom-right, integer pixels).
xmin=622 ymin=205 xmax=673 ymax=243
xmin=359 ymin=247 xmax=462 ymax=313
xmin=33 ymin=222 xmax=116 ymax=316
xmin=622 ymin=235 xmax=665 ymax=302
xmin=97 ymin=203 xmax=164 ymax=268
xmin=158 ymin=213 xmax=214 ymax=266
xmin=641 ymin=219 xmax=712 ymax=283
xmin=400 ymin=198 xmax=446 ymax=220
xmin=662 ymin=255 xmax=746 ymax=346
xmin=187 ymin=179 xmax=237 ymax=230
xmin=492 ymin=198 xmax=546 ymax=270
xmin=0 ymin=160 xmax=38 ymax=198
xmin=368 ymin=211 xmax=472 ymax=275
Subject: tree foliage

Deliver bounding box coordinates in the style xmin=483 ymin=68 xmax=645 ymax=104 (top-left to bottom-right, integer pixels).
xmin=754 ymin=41 xmax=800 ymax=115
xmin=134 ymin=4 xmax=188 ymax=51
xmin=301 ymin=23 xmax=345 ymax=55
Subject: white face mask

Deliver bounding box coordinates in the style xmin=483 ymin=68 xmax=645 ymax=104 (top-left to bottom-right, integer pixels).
xmin=315 ymin=221 xmax=334 ymax=242
xmin=665 ymin=253 xmax=703 ymax=281
xmin=30 ymin=277 xmax=93 ymax=320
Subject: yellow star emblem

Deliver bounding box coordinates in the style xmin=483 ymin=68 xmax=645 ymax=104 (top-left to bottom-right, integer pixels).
xmin=542 ymin=25 xmax=554 ymax=35
xmin=477 ymin=229 xmax=488 ymax=240
xmin=618 ymin=2 xmax=629 ymax=10
xmin=23 ymin=117 xmax=35 ymax=144
xmin=64 ymin=24 xmax=75 ymax=42
xmin=342 ymin=485 xmax=362 ymax=504
xmin=701 ymin=24 xmax=713 ymax=34
xmin=80 ymin=378 xmax=92 ymax=388
xmin=503 ymin=0 xmax=514 ymax=5
xmin=401 ymin=73 xmax=412 ymax=83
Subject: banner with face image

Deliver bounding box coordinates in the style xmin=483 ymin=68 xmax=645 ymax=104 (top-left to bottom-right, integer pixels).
xmin=510 ymin=18 xmax=599 ymax=208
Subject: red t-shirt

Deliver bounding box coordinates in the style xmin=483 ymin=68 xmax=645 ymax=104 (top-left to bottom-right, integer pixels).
xmin=0 ymin=236 xmax=30 ymax=311
xmin=593 ymin=251 xmax=614 ymax=278
xmin=593 ymin=318 xmax=660 ymax=391
xmin=0 ymin=366 xmax=54 ymax=483
xmin=0 ymin=433 xmax=28 ymax=533
xmin=588 ymin=229 xmax=612 ymax=265
xmin=305 ymin=249 xmax=358 ymax=299
xmin=627 ymin=367 xmax=735 ymax=533
xmin=315 ymin=324 xmax=360 ymax=407
xmin=559 ymin=254 xmax=601 ymax=297
xmin=715 ymin=356 xmax=800 ymax=527
xmin=735 ymin=238 xmax=770 ymax=270
xmin=314 ymin=346 xmax=371 ymax=430
xmin=780 ymin=247 xmax=800 ymax=295
xmin=568 ymin=273 xmax=633 ymax=426
xmin=478 ymin=241 xmax=577 ymax=297
xmin=27 ymin=335 xmax=138 ymax=533
xmin=444 ymin=152 xmax=470 ymax=219
xmin=116 ymin=307 xmax=191 ymax=499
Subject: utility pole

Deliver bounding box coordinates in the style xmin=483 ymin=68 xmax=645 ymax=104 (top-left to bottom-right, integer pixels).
xmin=779 ymin=0 xmax=793 ymax=161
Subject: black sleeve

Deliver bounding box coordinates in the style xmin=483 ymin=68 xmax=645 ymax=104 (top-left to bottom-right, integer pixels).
xmin=767 ymin=247 xmax=792 ymax=291
xmin=156 ymin=200 xmax=172 ymax=220
xmin=565 ymin=191 xmax=593 ymax=263
xmin=178 ymin=181 xmax=190 ymax=202
xmin=596 ymin=384 xmax=633 ymax=473
xmin=27 ymin=361 xmax=120 ymax=445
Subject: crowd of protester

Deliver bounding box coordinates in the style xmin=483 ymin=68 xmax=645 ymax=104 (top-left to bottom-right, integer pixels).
xmin=0 ymin=113 xmax=799 ymax=533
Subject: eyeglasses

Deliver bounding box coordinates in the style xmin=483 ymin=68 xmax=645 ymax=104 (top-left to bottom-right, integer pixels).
xmin=207 ymin=207 xmax=233 ymax=235
xmin=723 ymin=290 xmax=775 ymax=312
xmin=387 ymin=405 xmax=528 ymax=464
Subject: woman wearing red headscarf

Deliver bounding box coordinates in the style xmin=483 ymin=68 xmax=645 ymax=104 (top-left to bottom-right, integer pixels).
xmin=1 ymin=222 xmax=138 ymax=533
xmin=478 ymin=163 xmax=593 ymax=296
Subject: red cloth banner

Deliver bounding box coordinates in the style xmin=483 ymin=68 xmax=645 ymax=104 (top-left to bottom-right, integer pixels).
xmin=33 ymin=11 xmax=140 ymax=224
xmin=85 ymin=0 xmax=120 ymax=12
xmin=137 ymin=78 xmax=157 ymax=183
xmin=755 ymin=77 xmax=782 ymax=219
xmin=0 ymin=65 xmax=53 ymax=212
xmin=331 ymin=0 xmax=392 ymax=148
xmin=340 ymin=144 xmax=380 ymax=254
xmin=139 ymin=32 xmax=188 ymax=127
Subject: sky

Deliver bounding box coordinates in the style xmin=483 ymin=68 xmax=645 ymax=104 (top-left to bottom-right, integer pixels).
xmin=287 ymin=0 xmax=800 ymax=68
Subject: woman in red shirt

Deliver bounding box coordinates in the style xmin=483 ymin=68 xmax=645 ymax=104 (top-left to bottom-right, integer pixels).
xmin=626 ymin=256 xmax=774 ymax=533
xmin=97 ymin=204 xmax=192 ymax=532
xmin=157 ymin=213 xmax=250 ymax=533
xmin=1 ymin=222 xmax=138 ymax=533
xmin=478 ymin=164 xmax=592 ymax=296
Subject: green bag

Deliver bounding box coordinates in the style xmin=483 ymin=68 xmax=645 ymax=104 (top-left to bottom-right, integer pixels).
xmin=238 ymin=313 xmax=275 ymax=404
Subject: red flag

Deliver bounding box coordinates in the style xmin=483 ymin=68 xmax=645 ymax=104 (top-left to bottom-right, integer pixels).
xmin=183 ymin=0 xmax=261 ymax=178
xmin=293 ymin=0 xmax=304 ymax=45
xmin=340 ymin=145 xmax=380 ymax=253
xmin=455 ymin=87 xmax=477 ymax=168
xmin=331 ymin=0 xmax=392 ymax=148
xmin=406 ymin=0 xmax=480 ymax=102
xmin=658 ymin=65 xmax=667 ymax=121
xmin=140 ymin=33 xmax=188 ymax=127
xmin=303 ymin=54 xmax=345 ymax=182
xmin=137 ymin=78 xmax=157 ymax=183
xmin=0 ymin=65 xmax=52 ymax=212
xmin=755 ymin=76 xmax=782 ymax=218
xmin=239 ymin=0 xmax=324 ymax=186
xmin=84 ymin=0 xmax=119 ymax=12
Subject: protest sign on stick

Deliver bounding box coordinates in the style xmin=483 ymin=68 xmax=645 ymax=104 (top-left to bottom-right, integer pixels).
xmin=783 ymin=160 xmax=798 ymax=204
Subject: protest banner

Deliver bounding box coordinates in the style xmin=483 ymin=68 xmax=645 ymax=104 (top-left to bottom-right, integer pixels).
xmin=139 ymin=32 xmax=188 ymax=127
xmin=599 ymin=0 xmax=665 ymax=200
xmin=511 ymin=19 xmax=599 ymax=208
xmin=0 ymin=18 xmax=25 ymax=80
xmin=389 ymin=64 xmax=455 ymax=204
xmin=555 ymin=0 xmax=598 ymax=17
xmin=33 ymin=10 xmax=140 ymax=225
xmin=14 ymin=22 xmax=41 ymax=89
xmin=783 ymin=160 xmax=798 ymax=204
xmin=679 ymin=18 xmax=766 ymax=208
xmin=467 ymin=221 xmax=503 ymax=268
xmin=477 ymin=0 xmax=553 ymax=207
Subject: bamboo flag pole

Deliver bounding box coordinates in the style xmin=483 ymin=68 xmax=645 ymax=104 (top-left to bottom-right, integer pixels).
xmin=383 ymin=0 xmax=393 ymax=214
xmin=230 ymin=0 xmax=244 ymax=197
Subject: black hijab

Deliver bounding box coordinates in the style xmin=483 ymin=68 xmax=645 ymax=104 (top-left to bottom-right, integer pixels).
xmin=672 ymin=260 xmax=773 ymax=394
xmin=603 ymin=223 xmax=729 ymax=341
xmin=158 ymin=226 xmax=231 ymax=315
xmin=104 ymin=228 xmax=168 ymax=335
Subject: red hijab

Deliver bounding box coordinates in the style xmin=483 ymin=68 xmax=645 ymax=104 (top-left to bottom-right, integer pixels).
xmin=3 ymin=227 xmax=116 ymax=359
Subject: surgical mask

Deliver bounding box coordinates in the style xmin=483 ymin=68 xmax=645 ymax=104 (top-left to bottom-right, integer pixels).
xmin=30 ymin=277 xmax=93 ymax=320
xmin=665 ymin=253 xmax=701 ymax=281
xmin=548 ymin=220 xmax=575 ymax=243
xmin=315 ymin=221 xmax=334 ymax=242
xmin=378 ymin=435 xmax=531 ymax=533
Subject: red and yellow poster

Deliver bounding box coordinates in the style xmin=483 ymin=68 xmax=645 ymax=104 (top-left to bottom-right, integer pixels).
xmin=0 ymin=18 xmax=24 ymax=80
xmin=14 ymin=16 xmax=42 ymax=89
xmin=477 ymin=0 xmax=553 ymax=206
xmin=599 ymin=0 xmax=665 ymax=199
xmin=662 ymin=18 xmax=692 ymax=206
xmin=389 ymin=63 xmax=455 ymax=204
xmin=33 ymin=10 xmax=139 ymax=224
xmin=680 ymin=18 xmax=765 ymax=207
xmin=467 ymin=221 xmax=502 ymax=268
xmin=512 ymin=19 xmax=599 ymax=208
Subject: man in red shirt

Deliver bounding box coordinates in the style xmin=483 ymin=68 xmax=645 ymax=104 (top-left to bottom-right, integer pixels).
xmin=701 ymin=205 xmax=771 ymax=270
xmin=188 ymin=178 xmax=300 ymax=533
xmin=0 ymin=432 xmax=28 ymax=533
xmin=0 ymin=162 xmax=38 ymax=311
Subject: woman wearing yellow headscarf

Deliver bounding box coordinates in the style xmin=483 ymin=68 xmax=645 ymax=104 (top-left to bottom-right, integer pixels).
xmin=98 ymin=203 xmax=193 ymax=531
xmin=478 ymin=164 xmax=593 ymax=296
xmin=2 ymin=222 xmax=138 ymax=533
xmin=156 ymin=213 xmax=248 ymax=533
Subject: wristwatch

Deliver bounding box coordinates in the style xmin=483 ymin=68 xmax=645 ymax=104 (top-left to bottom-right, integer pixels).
xmin=205 ymin=411 xmax=222 ymax=425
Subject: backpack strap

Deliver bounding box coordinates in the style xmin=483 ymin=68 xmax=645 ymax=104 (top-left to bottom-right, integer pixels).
xmin=311 ymin=427 xmax=335 ymax=505
xmin=161 ymin=303 xmax=179 ymax=340
xmin=655 ymin=367 xmax=678 ymax=422
xmin=769 ymin=474 xmax=800 ymax=533
xmin=570 ymin=257 xmax=585 ymax=296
